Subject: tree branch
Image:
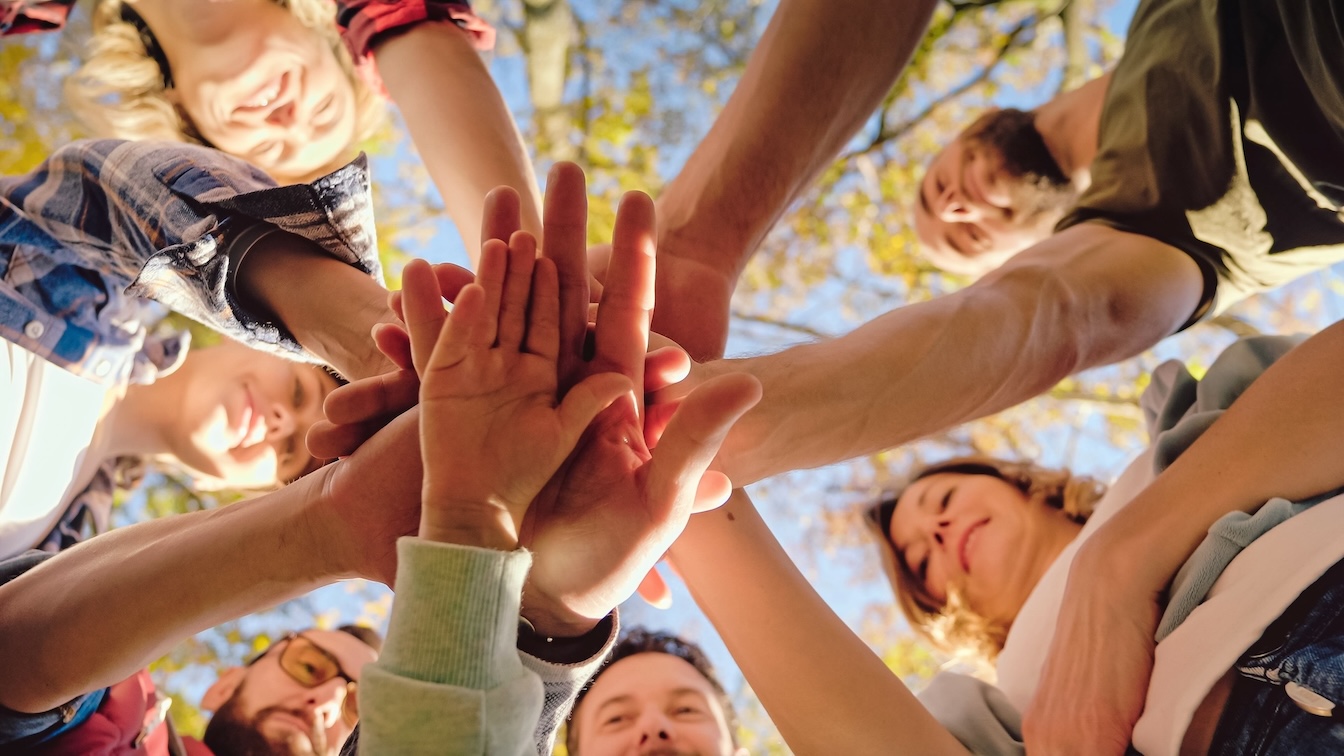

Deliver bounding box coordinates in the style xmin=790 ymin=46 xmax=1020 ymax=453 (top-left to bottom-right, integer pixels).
xmin=841 ymin=14 xmax=1040 ymax=162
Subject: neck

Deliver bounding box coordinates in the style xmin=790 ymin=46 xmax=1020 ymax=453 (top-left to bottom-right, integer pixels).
xmin=98 ymin=382 xmax=174 ymax=461
xmin=1032 ymin=71 xmax=1111 ymax=191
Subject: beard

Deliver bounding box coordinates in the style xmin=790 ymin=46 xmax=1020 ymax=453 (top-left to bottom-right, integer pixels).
xmin=254 ymin=706 xmax=328 ymax=756
xmin=964 ymin=107 xmax=1078 ymax=222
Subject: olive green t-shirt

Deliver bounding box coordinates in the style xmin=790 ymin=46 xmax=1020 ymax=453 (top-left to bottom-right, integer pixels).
xmin=1059 ymin=0 xmax=1344 ymax=325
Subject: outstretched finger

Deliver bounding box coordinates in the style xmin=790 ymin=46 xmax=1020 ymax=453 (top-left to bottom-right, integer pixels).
xmin=643 ymin=373 xmax=761 ymax=518
xmin=525 ymin=258 xmax=561 ymax=361
xmin=373 ymin=322 xmax=413 ymax=371
xmin=388 ymin=262 xmax=476 ymax=320
xmin=644 ymin=346 xmax=690 ymax=393
xmin=497 ymin=231 xmax=537 ymax=350
xmin=592 ymin=191 xmax=656 ymax=409
xmin=429 ymin=283 xmax=485 ymax=373
xmin=323 ymin=369 xmax=420 ymax=426
xmin=401 ymin=259 xmax=448 ymax=377
xmin=474 ymin=240 xmax=509 ymax=347
xmin=307 ymin=415 xmax=395 ymax=460
xmin=541 ymin=163 xmax=590 ymax=383
xmin=555 ymin=372 xmax=632 ymax=448
xmin=482 ymin=185 xmax=522 ymax=247
xmin=636 ymin=568 xmax=673 ymax=609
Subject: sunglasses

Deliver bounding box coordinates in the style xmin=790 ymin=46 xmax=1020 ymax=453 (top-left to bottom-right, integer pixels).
xmin=247 ymin=633 xmax=360 ymax=727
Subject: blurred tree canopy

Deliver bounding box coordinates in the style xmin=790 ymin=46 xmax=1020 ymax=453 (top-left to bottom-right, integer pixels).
xmin=4 ymin=0 xmax=1341 ymax=750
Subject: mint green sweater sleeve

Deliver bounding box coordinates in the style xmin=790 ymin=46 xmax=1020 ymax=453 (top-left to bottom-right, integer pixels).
xmin=358 ymin=537 xmax=543 ymax=755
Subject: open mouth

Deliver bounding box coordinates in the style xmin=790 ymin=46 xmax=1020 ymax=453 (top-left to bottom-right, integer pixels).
xmin=234 ymin=387 xmax=267 ymax=450
xmin=237 ymin=71 xmax=290 ymax=113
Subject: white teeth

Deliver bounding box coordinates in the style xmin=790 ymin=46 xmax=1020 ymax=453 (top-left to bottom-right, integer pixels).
xmin=244 ymin=78 xmax=283 ymax=109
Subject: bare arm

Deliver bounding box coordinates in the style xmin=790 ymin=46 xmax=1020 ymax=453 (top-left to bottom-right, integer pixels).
xmin=699 ymin=224 xmax=1205 ymax=484
xmin=0 ymin=401 xmax=426 ymax=714
xmin=238 ymin=232 xmax=398 ymax=380
xmin=1025 ymin=305 xmax=1344 ymax=753
xmin=670 ymin=491 xmax=967 ymax=756
xmin=0 ymin=475 xmax=336 ymax=713
xmin=376 ymin=23 xmax=543 ymax=259
xmin=653 ymin=0 xmax=937 ymax=359
xmin=1087 ymin=319 xmax=1344 ymax=581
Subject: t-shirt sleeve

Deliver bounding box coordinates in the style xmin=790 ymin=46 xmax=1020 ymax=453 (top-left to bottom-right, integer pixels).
xmin=0 ymin=0 xmax=76 ymax=35
xmin=335 ymin=0 xmax=496 ymax=96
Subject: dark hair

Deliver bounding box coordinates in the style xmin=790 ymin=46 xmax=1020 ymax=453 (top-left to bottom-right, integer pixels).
xmin=336 ymin=624 xmax=382 ymax=653
xmin=566 ymin=628 xmax=739 ymax=752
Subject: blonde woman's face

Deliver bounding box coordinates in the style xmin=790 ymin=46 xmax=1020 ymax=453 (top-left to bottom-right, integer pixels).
xmin=888 ymin=472 xmax=1082 ymax=625
xmin=166 ymin=2 xmax=358 ymax=183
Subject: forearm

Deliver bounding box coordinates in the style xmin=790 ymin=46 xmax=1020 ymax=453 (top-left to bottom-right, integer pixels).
xmin=237 ymin=232 xmax=396 ymax=379
xmin=0 ymin=474 xmax=337 ymax=713
xmin=710 ymin=227 xmax=1203 ymax=484
xmin=658 ymin=0 xmax=935 ymax=273
xmin=671 ymin=492 xmax=966 ymax=756
xmin=1089 ymin=319 xmax=1344 ymax=585
xmin=376 ymin=23 xmax=542 ymax=258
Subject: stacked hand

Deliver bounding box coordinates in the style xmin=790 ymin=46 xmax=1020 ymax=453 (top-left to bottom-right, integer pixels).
xmin=309 ymin=163 xmax=760 ymax=636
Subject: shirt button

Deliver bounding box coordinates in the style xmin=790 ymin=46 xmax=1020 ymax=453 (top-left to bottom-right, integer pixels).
xmin=23 ymin=320 xmax=44 ymax=339
xmin=94 ymin=360 xmax=111 ymax=377
xmin=1286 ymin=681 xmax=1335 ymax=717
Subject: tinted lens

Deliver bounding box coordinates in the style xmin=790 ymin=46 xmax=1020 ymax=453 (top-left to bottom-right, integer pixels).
xmin=280 ymin=637 xmax=340 ymax=686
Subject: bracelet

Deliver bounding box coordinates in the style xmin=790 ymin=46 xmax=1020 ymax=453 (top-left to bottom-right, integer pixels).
xmin=223 ymin=222 xmax=284 ymax=310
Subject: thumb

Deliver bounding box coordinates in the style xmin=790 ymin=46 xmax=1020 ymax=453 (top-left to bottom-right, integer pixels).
xmin=644 ymin=373 xmax=761 ymax=515
xmin=557 ymin=372 xmax=633 ymax=443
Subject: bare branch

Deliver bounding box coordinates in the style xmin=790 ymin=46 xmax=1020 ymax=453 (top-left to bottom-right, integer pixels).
xmin=841 ymin=14 xmax=1041 ymax=162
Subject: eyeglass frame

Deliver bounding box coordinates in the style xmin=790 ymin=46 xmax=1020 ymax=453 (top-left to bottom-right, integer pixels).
xmin=243 ymin=631 xmax=360 ymax=727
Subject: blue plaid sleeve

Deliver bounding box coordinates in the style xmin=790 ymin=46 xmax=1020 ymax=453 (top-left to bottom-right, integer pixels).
xmin=0 ymin=140 xmax=384 ymax=383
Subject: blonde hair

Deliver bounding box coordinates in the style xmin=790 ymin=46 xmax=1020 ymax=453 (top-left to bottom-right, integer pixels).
xmin=67 ymin=0 xmax=386 ymax=181
xmin=864 ymin=456 xmax=1106 ymax=663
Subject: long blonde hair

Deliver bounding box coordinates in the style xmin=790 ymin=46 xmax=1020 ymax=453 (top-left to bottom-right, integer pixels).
xmin=66 ymin=0 xmax=385 ymax=180
xmin=865 ymin=456 xmax=1106 ymax=662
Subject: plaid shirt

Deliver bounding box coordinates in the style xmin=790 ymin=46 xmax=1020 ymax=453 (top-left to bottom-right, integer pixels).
xmin=0 ymin=139 xmax=384 ymax=386
xmin=2 ymin=140 xmax=384 ymax=553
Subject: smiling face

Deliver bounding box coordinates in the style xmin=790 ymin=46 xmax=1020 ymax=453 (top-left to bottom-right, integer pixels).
xmin=913 ymin=108 xmax=1078 ymax=275
xmin=206 ymin=629 xmax=377 ymax=756
xmin=165 ymin=1 xmax=357 ymax=182
xmin=572 ymin=653 xmax=742 ymax=756
xmin=887 ymin=472 xmax=1082 ymax=627
xmin=148 ymin=340 xmax=339 ymax=488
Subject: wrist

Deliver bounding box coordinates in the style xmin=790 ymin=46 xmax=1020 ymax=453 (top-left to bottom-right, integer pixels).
xmin=236 ymin=230 xmax=394 ymax=380
xmin=419 ymin=499 xmax=519 ymax=551
xmin=292 ymin=466 xmax=365 ymax=581
xmin=1075 ymin=513 xmax=1180 ymax=596
xmin=519 ymin=586 xmax=602 ymax=638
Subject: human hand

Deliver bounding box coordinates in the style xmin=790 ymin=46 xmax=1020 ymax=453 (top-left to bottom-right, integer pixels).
xmin=401 ymin=239 xmax=629 ymax=550
xmin=306 ymin=408 xmax=424 ymax=586
xmin=1022 ymin=538 xmax=1162 ymax=755
xmin=515 ymin=165 xmax=761 ymax=636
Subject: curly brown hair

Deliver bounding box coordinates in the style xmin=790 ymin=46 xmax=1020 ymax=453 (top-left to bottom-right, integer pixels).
xmin=66 ymin=0 xmax=385 ymax=182
xmin=864 ymin=456 xmax=1106 ymax=662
